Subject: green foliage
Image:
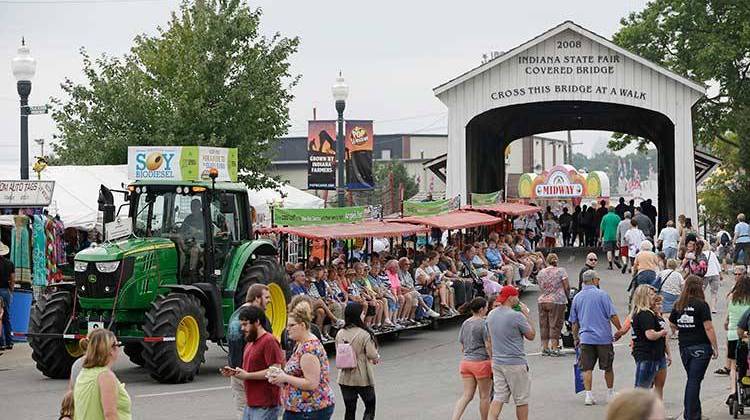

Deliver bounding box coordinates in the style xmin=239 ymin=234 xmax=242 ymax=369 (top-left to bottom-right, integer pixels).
xmin=350 ymin=161 xmax=419 ymax=212
xmin=571 ymin=148 xmax=657 ymax=194
xmin=612 ymin=0 xmax=750 ymax=150
xmin=613 ymin=1 xmax=750 ymax=221
xmin=51 ymin=0 xmax=299 ymax=189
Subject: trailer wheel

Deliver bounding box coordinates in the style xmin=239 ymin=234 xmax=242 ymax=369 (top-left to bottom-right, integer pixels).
xmin=28 ymin=291 xmax=81 ymax=379
xmin=142 ymin=293 xmax=208 ymax=383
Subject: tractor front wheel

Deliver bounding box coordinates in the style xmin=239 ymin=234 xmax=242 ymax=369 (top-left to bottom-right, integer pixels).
xmin=28 ymin=291 xmax=82 ymax=379
xmin=142 ymin=293 xmax=208 ymax=383
xmin=234 ymin=256 xmax=291 ymax=337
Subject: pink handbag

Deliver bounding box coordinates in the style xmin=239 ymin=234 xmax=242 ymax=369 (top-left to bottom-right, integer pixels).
xmin=335 ymin=341 xmax=357 ymax=369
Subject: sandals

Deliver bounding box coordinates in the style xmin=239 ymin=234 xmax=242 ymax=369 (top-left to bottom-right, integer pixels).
xmin=715 ymin=367 xmax=731 ymax=375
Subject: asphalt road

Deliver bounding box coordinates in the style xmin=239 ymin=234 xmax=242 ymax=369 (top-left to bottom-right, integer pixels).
xmin=0 ymin=250 xmax=740 ymax=419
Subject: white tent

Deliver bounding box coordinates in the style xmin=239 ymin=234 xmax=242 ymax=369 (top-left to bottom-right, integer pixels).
xmin=248 ymin=183 xmax=324 ymax=227
xmin=0 ymin=165 xmax=323 ymax=230
xmin=0 ymin=165 xmax=129 ymax=231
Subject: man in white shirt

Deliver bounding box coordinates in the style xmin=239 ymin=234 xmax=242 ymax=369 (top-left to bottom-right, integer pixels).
xmin=703 ymin=242 xmax=722 ymax=313
xmin=624 ymin=219 xmax=646 ymax=274
xmin=616 ymin=212 xmax=633 ymax=274
xmin=657 ymin=220 xmax=680 ymax=260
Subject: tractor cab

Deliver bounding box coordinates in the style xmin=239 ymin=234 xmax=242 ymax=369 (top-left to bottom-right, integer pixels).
xmin=127 ymin=181 xmax=251 ymax=285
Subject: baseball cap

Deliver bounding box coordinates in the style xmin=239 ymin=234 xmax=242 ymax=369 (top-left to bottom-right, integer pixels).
xmin=495 ymin=285 xmax=519 ymax=304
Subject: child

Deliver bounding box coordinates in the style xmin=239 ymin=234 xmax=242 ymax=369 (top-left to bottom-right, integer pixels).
xmin=59 ymin=390 xmax=74 ymax=420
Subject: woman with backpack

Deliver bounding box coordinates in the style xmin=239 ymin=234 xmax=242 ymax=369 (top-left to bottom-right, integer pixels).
xmin=335 ymin=302 xmax=380 ymax=420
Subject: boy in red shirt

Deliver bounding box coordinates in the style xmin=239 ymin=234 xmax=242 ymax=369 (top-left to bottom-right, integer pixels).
xmin=222 ymin=306 xmax=284 ymax=420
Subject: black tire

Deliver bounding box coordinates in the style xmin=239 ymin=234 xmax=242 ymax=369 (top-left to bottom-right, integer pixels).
xmin=123 ymin=342 xmax=146 ymax=367
xmin=234 ymin=255 xmax=291 ymax=309
xmin=142 ymin=293 xmax=208 ymax=383
xmin=28 ymin=291 xmax=81 ymax=379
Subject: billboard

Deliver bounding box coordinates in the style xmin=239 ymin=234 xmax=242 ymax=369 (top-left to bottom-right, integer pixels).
xmin=127 ymin=146 xmax=238 ymax=182
xmin=273 ymin=206 xmax=365 ymax=227
xmin=307 ymin=120 xmax=337 ymax=190
xmin=345 ymin=120 xmax=374 ymax=190
xmin=0 ymin=180 xmax=55 ymax=207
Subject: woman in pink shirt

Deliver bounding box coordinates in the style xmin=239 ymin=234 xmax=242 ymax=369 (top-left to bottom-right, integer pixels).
xmin=385 ymin=259 xmax=411 ymax=325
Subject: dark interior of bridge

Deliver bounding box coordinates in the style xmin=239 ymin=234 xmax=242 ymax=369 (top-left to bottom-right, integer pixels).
xmin=466 ymin=100 xmax=675 ymax=227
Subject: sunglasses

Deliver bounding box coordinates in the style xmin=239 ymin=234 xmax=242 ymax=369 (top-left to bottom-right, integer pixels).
xmin=588 ymin=258 xmax=598 ymax=261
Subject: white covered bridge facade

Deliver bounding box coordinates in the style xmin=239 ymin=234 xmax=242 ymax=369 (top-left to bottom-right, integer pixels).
xmin=434 ymin=20 xmax=706 ymax=225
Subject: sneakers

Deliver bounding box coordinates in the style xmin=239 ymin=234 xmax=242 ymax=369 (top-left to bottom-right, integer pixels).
xmin=614 ymin=259 xmax=622 ymax=269
xmin=335 ymin=319 xmax=345 ymax=328
xmin=541 ymin=348 xmax=552 ymax=357
xmin=621 ymin=264 xmax=627 ymax=274
xmin=427 ymin=309 xmax=440 ymax=318
xmin=584 ymin=392 xmax=595 ymax=406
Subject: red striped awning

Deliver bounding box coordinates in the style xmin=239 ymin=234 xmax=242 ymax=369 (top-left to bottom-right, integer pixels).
xmin=465 ymin=202 xmax=539 ymax=216
xmin=271 ymin=220 xmax=430 ymax=240
xmin=398 ymin=210 xmax=503 ymax=230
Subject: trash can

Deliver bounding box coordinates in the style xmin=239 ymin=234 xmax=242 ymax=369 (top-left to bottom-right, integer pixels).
xmin=9 ymin=289 xmax=32 ymax=342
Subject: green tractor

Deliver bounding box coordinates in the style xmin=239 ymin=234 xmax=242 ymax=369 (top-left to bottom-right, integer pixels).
xmin=28 ymin=179 xmax=290 ymax=383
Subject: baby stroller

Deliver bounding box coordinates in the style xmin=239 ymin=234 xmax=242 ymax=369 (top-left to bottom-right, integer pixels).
xmin=730 ymin=340 xmax=750 ymax=418
xmin=561 ymin=287 xmax=578 ymax=349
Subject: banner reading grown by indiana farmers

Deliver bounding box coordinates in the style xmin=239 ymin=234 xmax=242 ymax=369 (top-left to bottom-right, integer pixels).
xmin=307 ymin=120 xmax=337 ymax=190
xmin=344 ymin=120 xmax=374 ymax=190
xmin=273 ymin=206 xmax=365 ymax=227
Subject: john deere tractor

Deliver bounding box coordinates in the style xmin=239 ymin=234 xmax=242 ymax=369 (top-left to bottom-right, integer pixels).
xmin=28 ymin=179 xmax=290 ymax=383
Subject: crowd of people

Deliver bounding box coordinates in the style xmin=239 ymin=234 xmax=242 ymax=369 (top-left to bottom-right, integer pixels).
xmin=47 ymin=199 xmax=750 ymax=420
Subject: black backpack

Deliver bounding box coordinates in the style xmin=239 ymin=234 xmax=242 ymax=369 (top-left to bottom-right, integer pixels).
xmin=721 ymin=231 xmax=731 ymax=247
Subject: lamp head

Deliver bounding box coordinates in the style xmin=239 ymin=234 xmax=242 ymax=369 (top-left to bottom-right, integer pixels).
xmin=331 ymin=71 xmax=349 ymax=102
xmin=12 ymin=38 xmax=36 ymax=82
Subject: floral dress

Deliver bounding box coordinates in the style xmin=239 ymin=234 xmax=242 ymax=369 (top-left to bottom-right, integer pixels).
xmin=282 ymin=338 xmax=336 ymax=412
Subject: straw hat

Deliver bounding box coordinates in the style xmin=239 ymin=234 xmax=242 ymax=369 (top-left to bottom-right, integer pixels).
xmin=0 ymin=242 xmax=9 ymax=256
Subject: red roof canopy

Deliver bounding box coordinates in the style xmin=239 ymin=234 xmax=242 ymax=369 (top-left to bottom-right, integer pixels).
xmin=270 ymin=220 xmax=430 ymax=240
xmin=465 ymin=202 xmax=539 ymax=216
xmin=399 ymin=210 xmax=503 ymax=230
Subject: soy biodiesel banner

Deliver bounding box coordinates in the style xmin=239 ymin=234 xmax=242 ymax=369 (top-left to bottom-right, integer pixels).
xmin=307 ymin=120 xmax=337 ymax=190
xmin=273 ymin=206 xmax=365 ymax=227
xmin=128 ymin=146 xmax=238 ymax=182
xmin=345 ymin=120 xmax=374 ymax=190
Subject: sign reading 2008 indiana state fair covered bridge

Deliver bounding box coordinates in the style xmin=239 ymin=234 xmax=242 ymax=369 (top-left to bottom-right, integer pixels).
xmin=127 ymin=146 xmax=238 ymax=182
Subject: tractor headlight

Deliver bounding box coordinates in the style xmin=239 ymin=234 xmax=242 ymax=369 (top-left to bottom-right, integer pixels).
xmin=95 ymin=261 xmax=120 ymax=273
xmin=74 ymin=261 xmax=88 ymax=272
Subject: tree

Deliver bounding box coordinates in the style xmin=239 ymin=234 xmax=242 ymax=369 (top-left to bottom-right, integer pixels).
xmin=612 ymin=1 xmax=750 ymax=219
xmin=611 ymin=1 xmax=750 ymax=151
xmin=51 ymin=0 xmax=299 ymax=189
xmin=349 ymin=161 xmax=419 ymax=213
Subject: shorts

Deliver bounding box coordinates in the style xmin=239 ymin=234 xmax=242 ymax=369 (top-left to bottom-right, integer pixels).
xmin=544 ymin=237 xmax=556 ymax=248
xmin=243 ymin=406 xmax=282 ymax=420
xmin=538 ymin=302 xmax=565 ymax=341
xmin=459 ymin=359 xmax=493 ymax=379
xmin=634 ymin=357 xmax=667 ymax=388
xmin=492 ymin=364 xmax=530 ymax=406
xmin=660 ymin=291 xmax=678 ymax=313
xmin=729 ymin=339 xmax=739 ymax=360
xmin=579 ymin=343 xmax=614 ymax=371
xmin=619 ymin=246 xmax=629 ymax=257
xmin=703 ymin=275 xmax=720 ymax=294
xmin=664 ymin=247 xmax=678 ymax=260
xmin=603 ymin=241 xmax=616 ymax=252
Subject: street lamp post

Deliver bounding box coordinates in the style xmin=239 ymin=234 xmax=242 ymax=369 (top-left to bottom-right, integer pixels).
xmin=11 ymin=38 xmax=37 ymax=180
xmin=332 ymin=72 xmax=349 ymax=208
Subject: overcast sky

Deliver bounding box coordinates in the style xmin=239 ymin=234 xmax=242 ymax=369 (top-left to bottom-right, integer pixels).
xmin=0 ymin=0 xmax=651 ymax=167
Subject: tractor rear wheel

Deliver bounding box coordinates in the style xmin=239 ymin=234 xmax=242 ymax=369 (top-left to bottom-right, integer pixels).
xmin=234 ymin=255 xmax=291 ymax=337
xmin=142 ymin=293 xmax=208 ymax=383
xmin=28 ymin=291 xmax=83 ymax=379
xmin=123 ymin=342 xmax=146 ymax=367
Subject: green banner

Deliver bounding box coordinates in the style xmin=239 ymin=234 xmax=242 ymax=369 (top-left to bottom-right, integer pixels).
xmin=471 ymin=191 xmax=501 ymax=206
xmin=403 ymin=199 xmax=454 ymax=217
xmin=273 ymin=206 xmax=365 ymax=227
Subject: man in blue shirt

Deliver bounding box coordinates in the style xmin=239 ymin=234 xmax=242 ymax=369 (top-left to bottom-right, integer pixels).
xmin=734 ymin=213 xmax=750 ymax=267
xmin=569 ymin=270 xmax=622 ymax=406
xmin=289 ymin=271 xmax=308 ymax=296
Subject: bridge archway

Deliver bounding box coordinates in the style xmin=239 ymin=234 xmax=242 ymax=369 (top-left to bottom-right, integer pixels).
xmin=434 ymin=21 xmax=705 ymax=223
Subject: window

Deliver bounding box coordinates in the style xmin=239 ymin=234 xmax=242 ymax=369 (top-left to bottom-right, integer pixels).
xmin=381 ymin=149 xmax=391 ymax=160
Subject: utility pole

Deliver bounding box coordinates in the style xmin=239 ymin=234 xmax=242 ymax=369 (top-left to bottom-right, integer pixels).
xmin=567 ymin=130 xmax=573 ymax=164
